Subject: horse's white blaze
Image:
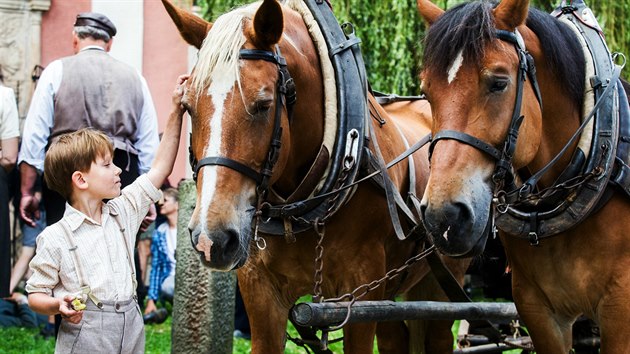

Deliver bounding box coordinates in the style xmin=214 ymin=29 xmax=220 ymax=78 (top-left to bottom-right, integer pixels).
xmin=199 ymin=65 xmax=236 ymax=232
xmin=447 ymin=50 xmax=464 ymax=84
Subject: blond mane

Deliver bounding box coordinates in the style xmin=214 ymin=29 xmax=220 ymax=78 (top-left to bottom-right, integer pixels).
xmin=191 ymin=2 xmax=261 ymax=95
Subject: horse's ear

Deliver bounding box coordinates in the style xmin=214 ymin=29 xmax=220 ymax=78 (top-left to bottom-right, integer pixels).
xmin=250 ymin=0 xmax=284 ymax=48
xmin=493 ymin=0 xmax=529 ymax=30
xmin=162 ymin=0 xmax=212 ymax=49
xmin=417 ymin=0 xmax=444 ymax=25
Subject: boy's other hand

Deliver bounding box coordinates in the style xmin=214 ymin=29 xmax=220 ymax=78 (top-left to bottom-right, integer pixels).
xmin=60 ymin=295 xmax=83 ymax=324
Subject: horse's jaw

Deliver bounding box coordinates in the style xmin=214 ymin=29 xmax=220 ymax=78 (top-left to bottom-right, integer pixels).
xmin=421 ymin=171 xmax=493 ymax=257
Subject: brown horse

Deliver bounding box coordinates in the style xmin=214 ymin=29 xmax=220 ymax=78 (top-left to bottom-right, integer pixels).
xmin=418 ymin=0 xmax=630 ymax=352
xmin=163 ymin=0 xmax=469 ymax=352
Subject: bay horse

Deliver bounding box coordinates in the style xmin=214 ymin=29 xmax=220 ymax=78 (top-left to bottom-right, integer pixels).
xmin=417 ymin=0 xmax=630 ymax=352
xmin=163 ymin=0 xmax=470 ymax=353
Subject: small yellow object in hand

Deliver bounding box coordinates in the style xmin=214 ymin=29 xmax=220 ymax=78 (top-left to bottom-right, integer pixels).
xmin=71 ymin=297 xmax=87 ymax=311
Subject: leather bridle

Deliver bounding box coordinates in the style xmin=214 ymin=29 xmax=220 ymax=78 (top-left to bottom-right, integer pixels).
xmin=189 ymin=46 xmax=297 ymax=197
xmin=428 ymin=29 xmax=542 ymax=194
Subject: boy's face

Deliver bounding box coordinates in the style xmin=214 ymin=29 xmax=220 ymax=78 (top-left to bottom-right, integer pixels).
xmin=83 ymin=152 xmax=122 ymax=199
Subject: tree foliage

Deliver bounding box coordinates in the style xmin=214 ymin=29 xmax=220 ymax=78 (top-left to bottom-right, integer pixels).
xmin=196 ymin=0 xmax=630 ymax=95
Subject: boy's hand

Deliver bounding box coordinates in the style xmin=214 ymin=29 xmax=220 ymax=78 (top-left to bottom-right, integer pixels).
xmin=60 ymin=295 xmax=83 ymax=324
xmin=172 ymin=74 xmax=189 ymax=113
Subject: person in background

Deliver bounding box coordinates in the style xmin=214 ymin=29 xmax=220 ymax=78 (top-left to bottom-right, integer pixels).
xmin=26 ymin=74 xmax=188 ymax=353
xmin=0 ymin=65 xmax=20 ymax=298
xmin=17 ymin=11 xmax=160 ymax=329
xmin=8 ymin=188 xmax=46 ymax=297
xmin=143 ymin=187 xmax=178 ymax=324
xmin=0 ymin=293 xmax=47 ymax=328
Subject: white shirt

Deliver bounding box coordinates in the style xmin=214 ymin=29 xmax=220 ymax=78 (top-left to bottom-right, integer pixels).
xmin=26 ymin=174 xmax=162 ymax=301
xmin=0 ymin=85 xmax=20 ymax=140
xmin=19 ymin=46 xmax=159 ymax=173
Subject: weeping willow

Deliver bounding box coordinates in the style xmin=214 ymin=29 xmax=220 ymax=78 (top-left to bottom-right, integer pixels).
xmin=196 ymin=0 xmax=630 ymax=94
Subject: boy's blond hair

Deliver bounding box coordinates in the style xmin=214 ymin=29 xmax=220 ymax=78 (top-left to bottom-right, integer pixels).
xmin=44 ymin=128 xmax=114 ymax=201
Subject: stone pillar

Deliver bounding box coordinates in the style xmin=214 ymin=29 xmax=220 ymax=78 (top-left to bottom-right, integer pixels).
xmin=0 ymin=0 xmax=50 ymax=129
xmin=173 ymin=179 xmax=236 ymax=354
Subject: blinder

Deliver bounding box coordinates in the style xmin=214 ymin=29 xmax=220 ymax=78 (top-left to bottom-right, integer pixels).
xmin=189 ymin=45 xmax=297 ymax=196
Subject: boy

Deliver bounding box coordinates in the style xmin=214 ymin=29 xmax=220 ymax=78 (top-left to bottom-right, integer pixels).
xmin=25 ymin=74 xmax=189 ymax=353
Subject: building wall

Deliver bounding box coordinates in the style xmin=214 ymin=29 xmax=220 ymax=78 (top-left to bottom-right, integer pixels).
xmin=40 ymin=0 xmax=193 ymax=184
xmin=0 ymin=0 xmax=51 ymax=123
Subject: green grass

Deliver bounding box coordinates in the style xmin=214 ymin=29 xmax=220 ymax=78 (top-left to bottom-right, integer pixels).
xmin=0 ymin=320 xmax=525 ymax=353
xmin=0 ymin=319 xmax=342 ymax=354
xmin=0 ymin=326 xmax=56 ymax=354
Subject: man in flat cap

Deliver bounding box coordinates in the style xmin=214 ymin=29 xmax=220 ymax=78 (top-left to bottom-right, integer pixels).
xmin=18 ymin=12 xmax=158 ymax=347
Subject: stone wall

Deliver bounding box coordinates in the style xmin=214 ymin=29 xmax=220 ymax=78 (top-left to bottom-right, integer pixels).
xmin=0 ymin=0 xmax=50 ymax=131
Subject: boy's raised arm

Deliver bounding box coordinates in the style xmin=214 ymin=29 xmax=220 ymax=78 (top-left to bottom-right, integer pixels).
xmin=147 ymin=75 xmax=189 ymax=189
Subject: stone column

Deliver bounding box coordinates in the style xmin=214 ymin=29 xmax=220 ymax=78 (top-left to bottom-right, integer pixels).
xmin=0 ymin=0 xmax=50 ymax=129
xmin=172 ymin=179 xmax=236 ymax=354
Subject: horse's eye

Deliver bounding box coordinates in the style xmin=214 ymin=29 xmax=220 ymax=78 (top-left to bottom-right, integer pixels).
xmin=252 ymin=99 xmax=273 ymax=118
xmin=489 ymin=77 xmax=509 ymax=93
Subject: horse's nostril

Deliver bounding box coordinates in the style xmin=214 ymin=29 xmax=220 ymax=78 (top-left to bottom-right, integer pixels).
xmin=223 ymin=229 xmax=240 ymax=255
xmin=189 ymin=227 xmax=199 ymax=248
xmin=420 ymin=203 xmax=428 ymax=220
xmin=449 ymin=202 xmax=472 ymax=223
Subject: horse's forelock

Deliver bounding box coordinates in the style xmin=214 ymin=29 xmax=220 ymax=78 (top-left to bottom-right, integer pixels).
xmin=423 ymin=1 xmax=496 ymax=77
xmin=191 ymin=3 xmax=260 ymax=96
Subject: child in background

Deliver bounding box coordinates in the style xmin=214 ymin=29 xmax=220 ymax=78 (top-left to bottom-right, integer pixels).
xmin=144 ymin=187 xmax=179 ymax=324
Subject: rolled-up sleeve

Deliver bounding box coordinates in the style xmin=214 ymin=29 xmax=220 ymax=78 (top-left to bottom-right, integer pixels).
xmin=109 ymin=174 xmax=162 ymax=239
xmin=25 ymin=232 xmax=61 ymax=296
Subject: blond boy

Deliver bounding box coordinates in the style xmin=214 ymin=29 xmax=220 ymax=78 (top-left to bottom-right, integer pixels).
xmin=26 ymin=75 xmax=189 ymax=353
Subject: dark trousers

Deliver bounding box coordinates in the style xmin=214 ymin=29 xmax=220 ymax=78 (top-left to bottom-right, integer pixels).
xmin=50 ymin=149 xmax=144 ymax=334
xmin=0 ymin=168 xmax=11 ymax=298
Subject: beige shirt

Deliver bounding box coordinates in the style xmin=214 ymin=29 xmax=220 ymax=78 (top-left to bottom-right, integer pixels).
xmin=26 ymin=174 xmax=162 ymax=301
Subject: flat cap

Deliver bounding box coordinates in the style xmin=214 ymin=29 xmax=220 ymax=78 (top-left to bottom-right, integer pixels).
xmin=74 ymin=12 xmax=117 ymax=37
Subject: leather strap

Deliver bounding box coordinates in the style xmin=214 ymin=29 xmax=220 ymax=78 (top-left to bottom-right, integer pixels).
xmin=426 ymin=250 xmax=504 ymax=343
xmin=195 ymin=156 xmax=262 ymax=184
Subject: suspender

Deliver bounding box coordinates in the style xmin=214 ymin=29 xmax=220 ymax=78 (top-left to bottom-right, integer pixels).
xmin=109 ymin=209 xmax=139 ymax=296
xmin=59 ymin=208 xmax=138 ymax=308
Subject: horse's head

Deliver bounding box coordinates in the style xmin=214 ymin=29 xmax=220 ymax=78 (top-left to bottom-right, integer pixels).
xmin=416 ymin=0 xmax=583 ymax=257
xmin=163 ymin=0 xmax=323 ymax=270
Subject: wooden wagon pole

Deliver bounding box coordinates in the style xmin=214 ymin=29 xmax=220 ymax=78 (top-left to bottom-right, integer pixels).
xmin=172 ymin=179 xmax=237 ymax=353
xmin=291 ymin=301 xmax=519 ymax=327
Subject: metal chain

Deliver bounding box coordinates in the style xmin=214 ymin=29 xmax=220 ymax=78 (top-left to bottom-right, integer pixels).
xmin=311 ymin=164 xmax=353 ymax=302
xmin=312 ymin=220 xmax=325 ymax=303
xmin=324 ymin=245 xmax=436 ymax=303
xmin=495 ymin=148 xmax=607 ymax=212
